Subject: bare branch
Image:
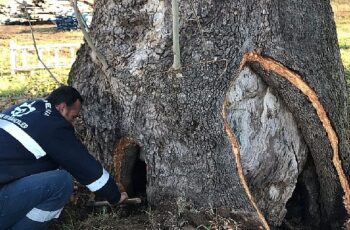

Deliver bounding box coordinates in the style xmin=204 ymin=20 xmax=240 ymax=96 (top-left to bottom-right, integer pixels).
xmin=17 ymin=0 xmax=63 ymax=86
xmin=172 ymin=0 xmax=181 ymax=70
xmin=70 ymin=0 xmax=108 ymax=71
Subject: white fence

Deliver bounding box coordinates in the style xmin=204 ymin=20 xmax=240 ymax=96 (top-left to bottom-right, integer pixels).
xmin=9 ymin=40 xmax=81 ymax=74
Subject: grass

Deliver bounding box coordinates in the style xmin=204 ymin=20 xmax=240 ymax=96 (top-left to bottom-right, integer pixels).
xmin=0 ymin=24 xmax=83 ymax=99
xmin=332 ymin=1 xmax=350 ymax=83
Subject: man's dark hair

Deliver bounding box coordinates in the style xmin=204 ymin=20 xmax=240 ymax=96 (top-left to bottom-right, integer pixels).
xmin=47 ymin=86 xmax=83 ymax=107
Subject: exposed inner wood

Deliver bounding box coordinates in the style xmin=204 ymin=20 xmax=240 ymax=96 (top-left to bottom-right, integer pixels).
xmin=113 ymin=137 xmax=137 ymax=193
xmin=223 ymin=51 xmax=350 ymax=228
xmin=222 ymin=100 xmax=270 ymax=230
xmin=240 ymin=51 xmax=350 ymax=215
xmin=226 ymin=66 xmax=308 ymax=225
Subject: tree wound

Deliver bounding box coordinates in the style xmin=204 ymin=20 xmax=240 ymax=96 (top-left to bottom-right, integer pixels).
xmin=226 ymin=66 xmax=308 ymax=226
xmin=113 ymin=137 xmax=147 ymax=198
xmin=241 ymin=52 xmax=350 ymax=216
xmin=222 ymin=51 xmax=350 ymax=228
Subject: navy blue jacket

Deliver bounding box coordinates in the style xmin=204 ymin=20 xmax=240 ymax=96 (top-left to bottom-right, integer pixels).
xmin=0 ymin=99 xmax=120 ymax=204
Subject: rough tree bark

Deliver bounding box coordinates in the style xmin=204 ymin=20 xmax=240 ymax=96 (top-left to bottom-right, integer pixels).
xmin=69 ymin=0 xmax=350 ymax=228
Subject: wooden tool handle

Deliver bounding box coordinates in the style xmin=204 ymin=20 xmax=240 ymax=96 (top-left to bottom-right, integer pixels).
xmin=88 ymin=198 xmax=141 ymax=207
xmin=123 ymin=197 xmax=142 ymax=204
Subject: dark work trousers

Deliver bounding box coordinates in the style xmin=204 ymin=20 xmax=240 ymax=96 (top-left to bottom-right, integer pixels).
xmin=0 ymin=170 xmax=73 ymax=230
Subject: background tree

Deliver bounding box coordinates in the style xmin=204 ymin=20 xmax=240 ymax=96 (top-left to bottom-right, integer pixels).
xmin=69 ymin=0 xmax=350 ymax=228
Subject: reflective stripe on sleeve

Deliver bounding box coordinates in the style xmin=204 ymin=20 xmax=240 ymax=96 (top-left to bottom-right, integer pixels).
xmin=26 ymin=207 xmax=63 ymax=222
xmin=86 ymin=168 xmax=110 ymax=192
xmin=0 ymin=119 xmax=46 ymax=159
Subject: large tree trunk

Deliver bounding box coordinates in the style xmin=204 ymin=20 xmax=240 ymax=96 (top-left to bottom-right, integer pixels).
xmin=69 ymin=0 xmax=350 ymax=228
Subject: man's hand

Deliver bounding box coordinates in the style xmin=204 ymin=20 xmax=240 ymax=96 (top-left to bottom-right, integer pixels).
xmin=118 ymin=192 xmax=128 ymax=204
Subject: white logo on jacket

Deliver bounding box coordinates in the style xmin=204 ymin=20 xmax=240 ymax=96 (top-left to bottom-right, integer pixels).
xmin=11 ymin=101 xmax=36 ymax=117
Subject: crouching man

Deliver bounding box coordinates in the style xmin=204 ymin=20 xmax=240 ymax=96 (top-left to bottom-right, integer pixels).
xmin=0 ymin=86 xmax=127 ymax=229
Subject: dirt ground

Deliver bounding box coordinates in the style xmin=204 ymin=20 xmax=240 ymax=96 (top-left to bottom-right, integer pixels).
xmin=50 ymin=188 xmax=153 ymax=230
xmin=49 ymin=185 xmax=241 ymax=230
xmin=0 ymin=24 xmax=54 ymax=36
xmin=0 ymin=23 xmax=82 ymax=43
